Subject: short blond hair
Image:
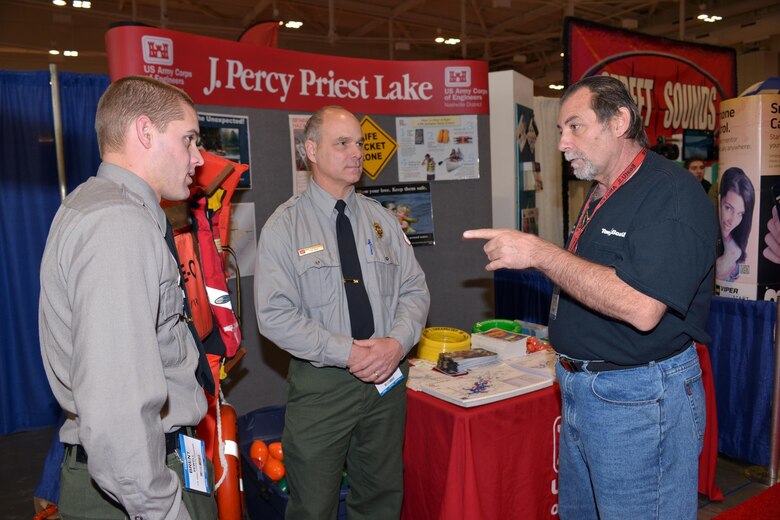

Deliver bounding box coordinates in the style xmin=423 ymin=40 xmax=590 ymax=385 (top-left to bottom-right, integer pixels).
xmin=95 ymin=75 xmax=196 ymax=156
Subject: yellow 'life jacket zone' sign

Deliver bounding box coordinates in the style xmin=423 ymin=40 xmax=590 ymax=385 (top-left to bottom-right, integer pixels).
xmin=360 ymin=116 xmax=398 ymax=180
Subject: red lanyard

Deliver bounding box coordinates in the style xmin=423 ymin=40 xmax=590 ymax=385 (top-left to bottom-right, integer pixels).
xmin=567 ymin=147 xmax=647 ymax=253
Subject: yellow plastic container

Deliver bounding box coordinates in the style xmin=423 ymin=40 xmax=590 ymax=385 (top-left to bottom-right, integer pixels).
xmin=415 ymin=327 xmax=471 ymax=362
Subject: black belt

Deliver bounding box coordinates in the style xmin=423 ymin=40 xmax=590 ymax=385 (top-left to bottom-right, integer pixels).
xmin=557 ymin=346 xmax=687 ymax=373
xmin=66 ymin=426 xmax=194 ymax=464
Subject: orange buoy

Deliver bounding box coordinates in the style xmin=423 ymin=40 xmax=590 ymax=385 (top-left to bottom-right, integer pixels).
xmin=214 ymin=402 xmax=244 ymax=520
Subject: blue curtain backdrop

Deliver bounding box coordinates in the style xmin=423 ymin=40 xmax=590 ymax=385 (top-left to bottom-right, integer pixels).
xmin=0 ymin=70 xmax=109 ymax=435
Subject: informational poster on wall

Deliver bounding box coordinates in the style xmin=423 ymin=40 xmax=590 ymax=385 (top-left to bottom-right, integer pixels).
xmin=225 ymin=202 xmax=257 ymax=280
xmin=197 ymin=112 xmax=252 ymax=189
xmin=356 ymin=183 xmax=434 ymax=246
xmin=521 ymin=208 xmax=539 ymax=236
xmin=289 ymin=114 xmax=312 ymax=195
xmin=516 ymin=104 xmax=540 ymax=233
xmin=396 ymin=115 xmax=479 ymax=182
xmin=516 ymin=104 xmax=538 ymax=164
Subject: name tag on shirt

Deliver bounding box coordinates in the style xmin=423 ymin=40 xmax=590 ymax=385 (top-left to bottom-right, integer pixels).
xmin=298 ymin=243 xmax=325 ymax=256
xmin=179 ymin=434 xmax=210 ymax=495
xmin=375 ymin=368 xmax=404 ymax=396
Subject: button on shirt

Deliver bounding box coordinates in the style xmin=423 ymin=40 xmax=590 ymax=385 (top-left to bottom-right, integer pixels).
xmin=254 ymin=180 xmax=429 ymax=367
xmin=39 ymin=162 xmax=207 ymax=519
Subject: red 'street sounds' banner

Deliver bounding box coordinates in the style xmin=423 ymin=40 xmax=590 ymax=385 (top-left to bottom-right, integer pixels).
xmin=564 ymin=17 xmax=736 ymax=148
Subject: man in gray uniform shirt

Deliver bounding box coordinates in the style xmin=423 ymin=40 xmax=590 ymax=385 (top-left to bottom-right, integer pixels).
xmin=39 ymin=76 xmax=217 ymax=519
xmin=255 ymin=106 xmax=430 ymax=519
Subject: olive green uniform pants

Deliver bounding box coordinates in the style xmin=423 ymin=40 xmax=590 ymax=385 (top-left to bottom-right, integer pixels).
xmin=283 ymin=358 xmax=409 ymax=520
xmin=58 ymin=443 xmax=217 ymax=519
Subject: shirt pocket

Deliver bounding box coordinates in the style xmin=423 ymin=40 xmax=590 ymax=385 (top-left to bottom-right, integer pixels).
xmin=158 ymin=279 xmax=187 ymax=366
xmin=295 ymin=250 xmax=341 ymax=308
xmin=366 ymin=241 xmax=399 ymax=296
xmin=590 ymin=236 xmax=627 ymax=268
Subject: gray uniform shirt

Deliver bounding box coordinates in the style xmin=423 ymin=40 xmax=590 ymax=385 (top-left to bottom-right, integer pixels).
xmin=254 ymin=180 xmax=429 ymax=366
xmin=39 ymin=163 xmax=207 ymax=520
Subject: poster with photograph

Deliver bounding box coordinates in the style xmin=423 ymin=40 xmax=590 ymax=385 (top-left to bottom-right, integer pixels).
xmin=516 ymin=104 xmax=538 ymax=164
xmin=521 ymin=207 xmax=539 ymax=236
xmin=289 ymin=114 xmax=312 ymax=195
xmin=225 ymin=202 xmax=257 ymax=280
xmin=198 ymin=112 xmax=251 ymax=189
xmin=396 ymin=115 xmax=479 ymax=182
xmin=356 ymin=183 xmax=434 ymax=246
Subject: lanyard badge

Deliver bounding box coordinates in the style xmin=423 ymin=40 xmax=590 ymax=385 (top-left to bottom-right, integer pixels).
xmin=179 ymin=434 xmax=211 ymax=495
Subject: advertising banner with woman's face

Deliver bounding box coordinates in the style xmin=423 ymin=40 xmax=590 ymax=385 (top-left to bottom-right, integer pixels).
xmin=717 ymin=95 xmax=780 ymax=301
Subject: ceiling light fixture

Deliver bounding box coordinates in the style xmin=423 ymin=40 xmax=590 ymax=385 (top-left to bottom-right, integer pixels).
xmin=63 ymin=50 xmax=79 ymax=57
xmin=549 ymin=84 xmax=564 ymax=90
xmin=284 ymin=21 xmax=303 ymax=29
xmin=697 ymin=2 xmax=722 ymax=23
xmin=697 ymin=13 xmax=722 ymax=23
xmin=560 ymin=52 xmax=565 ymax=57
xmin=72 ymin=0 xmax=91 ymax=8
xmin=52 ymin=0 xmax=67 ymax=6
xmin=49 ymin=49 xmax=60 ymax=55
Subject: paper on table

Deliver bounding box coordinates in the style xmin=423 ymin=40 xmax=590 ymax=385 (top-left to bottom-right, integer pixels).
xmin=507 ymin=349 xmax=557 ymax=380
xmin=415 ymin=361 xmax=552 ymax=407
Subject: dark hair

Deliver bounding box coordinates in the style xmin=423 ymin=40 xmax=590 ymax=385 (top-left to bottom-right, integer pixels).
xmin=561 ymin=75 xmax=649 ymax=148
xmin=719 ymin=167 xmax=755 ymax=263
xmin=684 ymin=157 xmax=705 ymax=169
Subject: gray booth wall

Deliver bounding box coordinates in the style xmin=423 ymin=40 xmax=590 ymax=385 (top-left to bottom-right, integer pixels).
xmin=200 ymin=105 xmax=495 ymax=416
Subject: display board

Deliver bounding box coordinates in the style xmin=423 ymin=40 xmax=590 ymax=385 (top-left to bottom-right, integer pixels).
xmin=104 ymin=25 xmax=495 ymax=413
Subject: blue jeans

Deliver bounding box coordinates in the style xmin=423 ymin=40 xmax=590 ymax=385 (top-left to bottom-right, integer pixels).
xmin=556 ymin=344 xmax=705 ymax=520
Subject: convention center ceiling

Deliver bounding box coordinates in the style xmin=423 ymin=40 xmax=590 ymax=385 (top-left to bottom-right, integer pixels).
xmin=1 ymin=0 xmax=779 ymax=94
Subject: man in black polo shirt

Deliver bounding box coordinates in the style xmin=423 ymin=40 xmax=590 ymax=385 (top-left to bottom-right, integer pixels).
xmin=465 ymin=76 xmax=717 ymax=519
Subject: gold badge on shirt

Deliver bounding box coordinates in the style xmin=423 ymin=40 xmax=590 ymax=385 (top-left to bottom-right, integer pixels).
xmin=373 ymin=222 xmax=384 ymax=238
xmin=298 ymin=243 xmax=325 ymax=256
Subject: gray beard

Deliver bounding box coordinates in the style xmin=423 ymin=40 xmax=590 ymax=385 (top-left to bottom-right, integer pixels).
xmin=566 ymin=153 xmax=597 ymax=181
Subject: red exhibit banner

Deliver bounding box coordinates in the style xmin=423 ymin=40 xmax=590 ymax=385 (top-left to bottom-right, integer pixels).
xmin=106 ymin=25 xmax=489 ymax=115
xmin=564 ymin=17 xmax=736 ymax=146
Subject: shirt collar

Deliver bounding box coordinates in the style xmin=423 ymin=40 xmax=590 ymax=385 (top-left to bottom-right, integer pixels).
xmin=96 ymin=162 xmax=168 ymax=237
xmin=307 ymin=178 xmax=357 ymax=218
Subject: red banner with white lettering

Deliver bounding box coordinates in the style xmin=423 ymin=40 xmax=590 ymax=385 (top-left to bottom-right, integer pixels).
xmin=564 ymin=17 xmax=736 ymax=149
xmin=106 ymin=25 xmax=489 ymax=115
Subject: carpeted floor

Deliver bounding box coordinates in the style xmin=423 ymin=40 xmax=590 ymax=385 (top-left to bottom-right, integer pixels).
xmin=715 ymin=482 xmax=780 ymax=519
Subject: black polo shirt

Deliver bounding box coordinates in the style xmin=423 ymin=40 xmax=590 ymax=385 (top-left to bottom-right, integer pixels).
xmin=550 ymin=150 xmax=718 ymax=365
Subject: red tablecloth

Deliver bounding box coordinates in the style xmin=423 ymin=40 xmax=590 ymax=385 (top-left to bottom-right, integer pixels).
xmin=402 ymin=347 xmax=721 ymax=519
xmin=403 ymin=385 xmax=562 ymax=520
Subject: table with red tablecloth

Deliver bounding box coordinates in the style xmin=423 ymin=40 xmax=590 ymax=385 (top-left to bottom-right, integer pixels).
xmin=402 ymin=384 xmax=562 ymax=520
xmin=402 ymin=347 xmax=721 ymax=519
